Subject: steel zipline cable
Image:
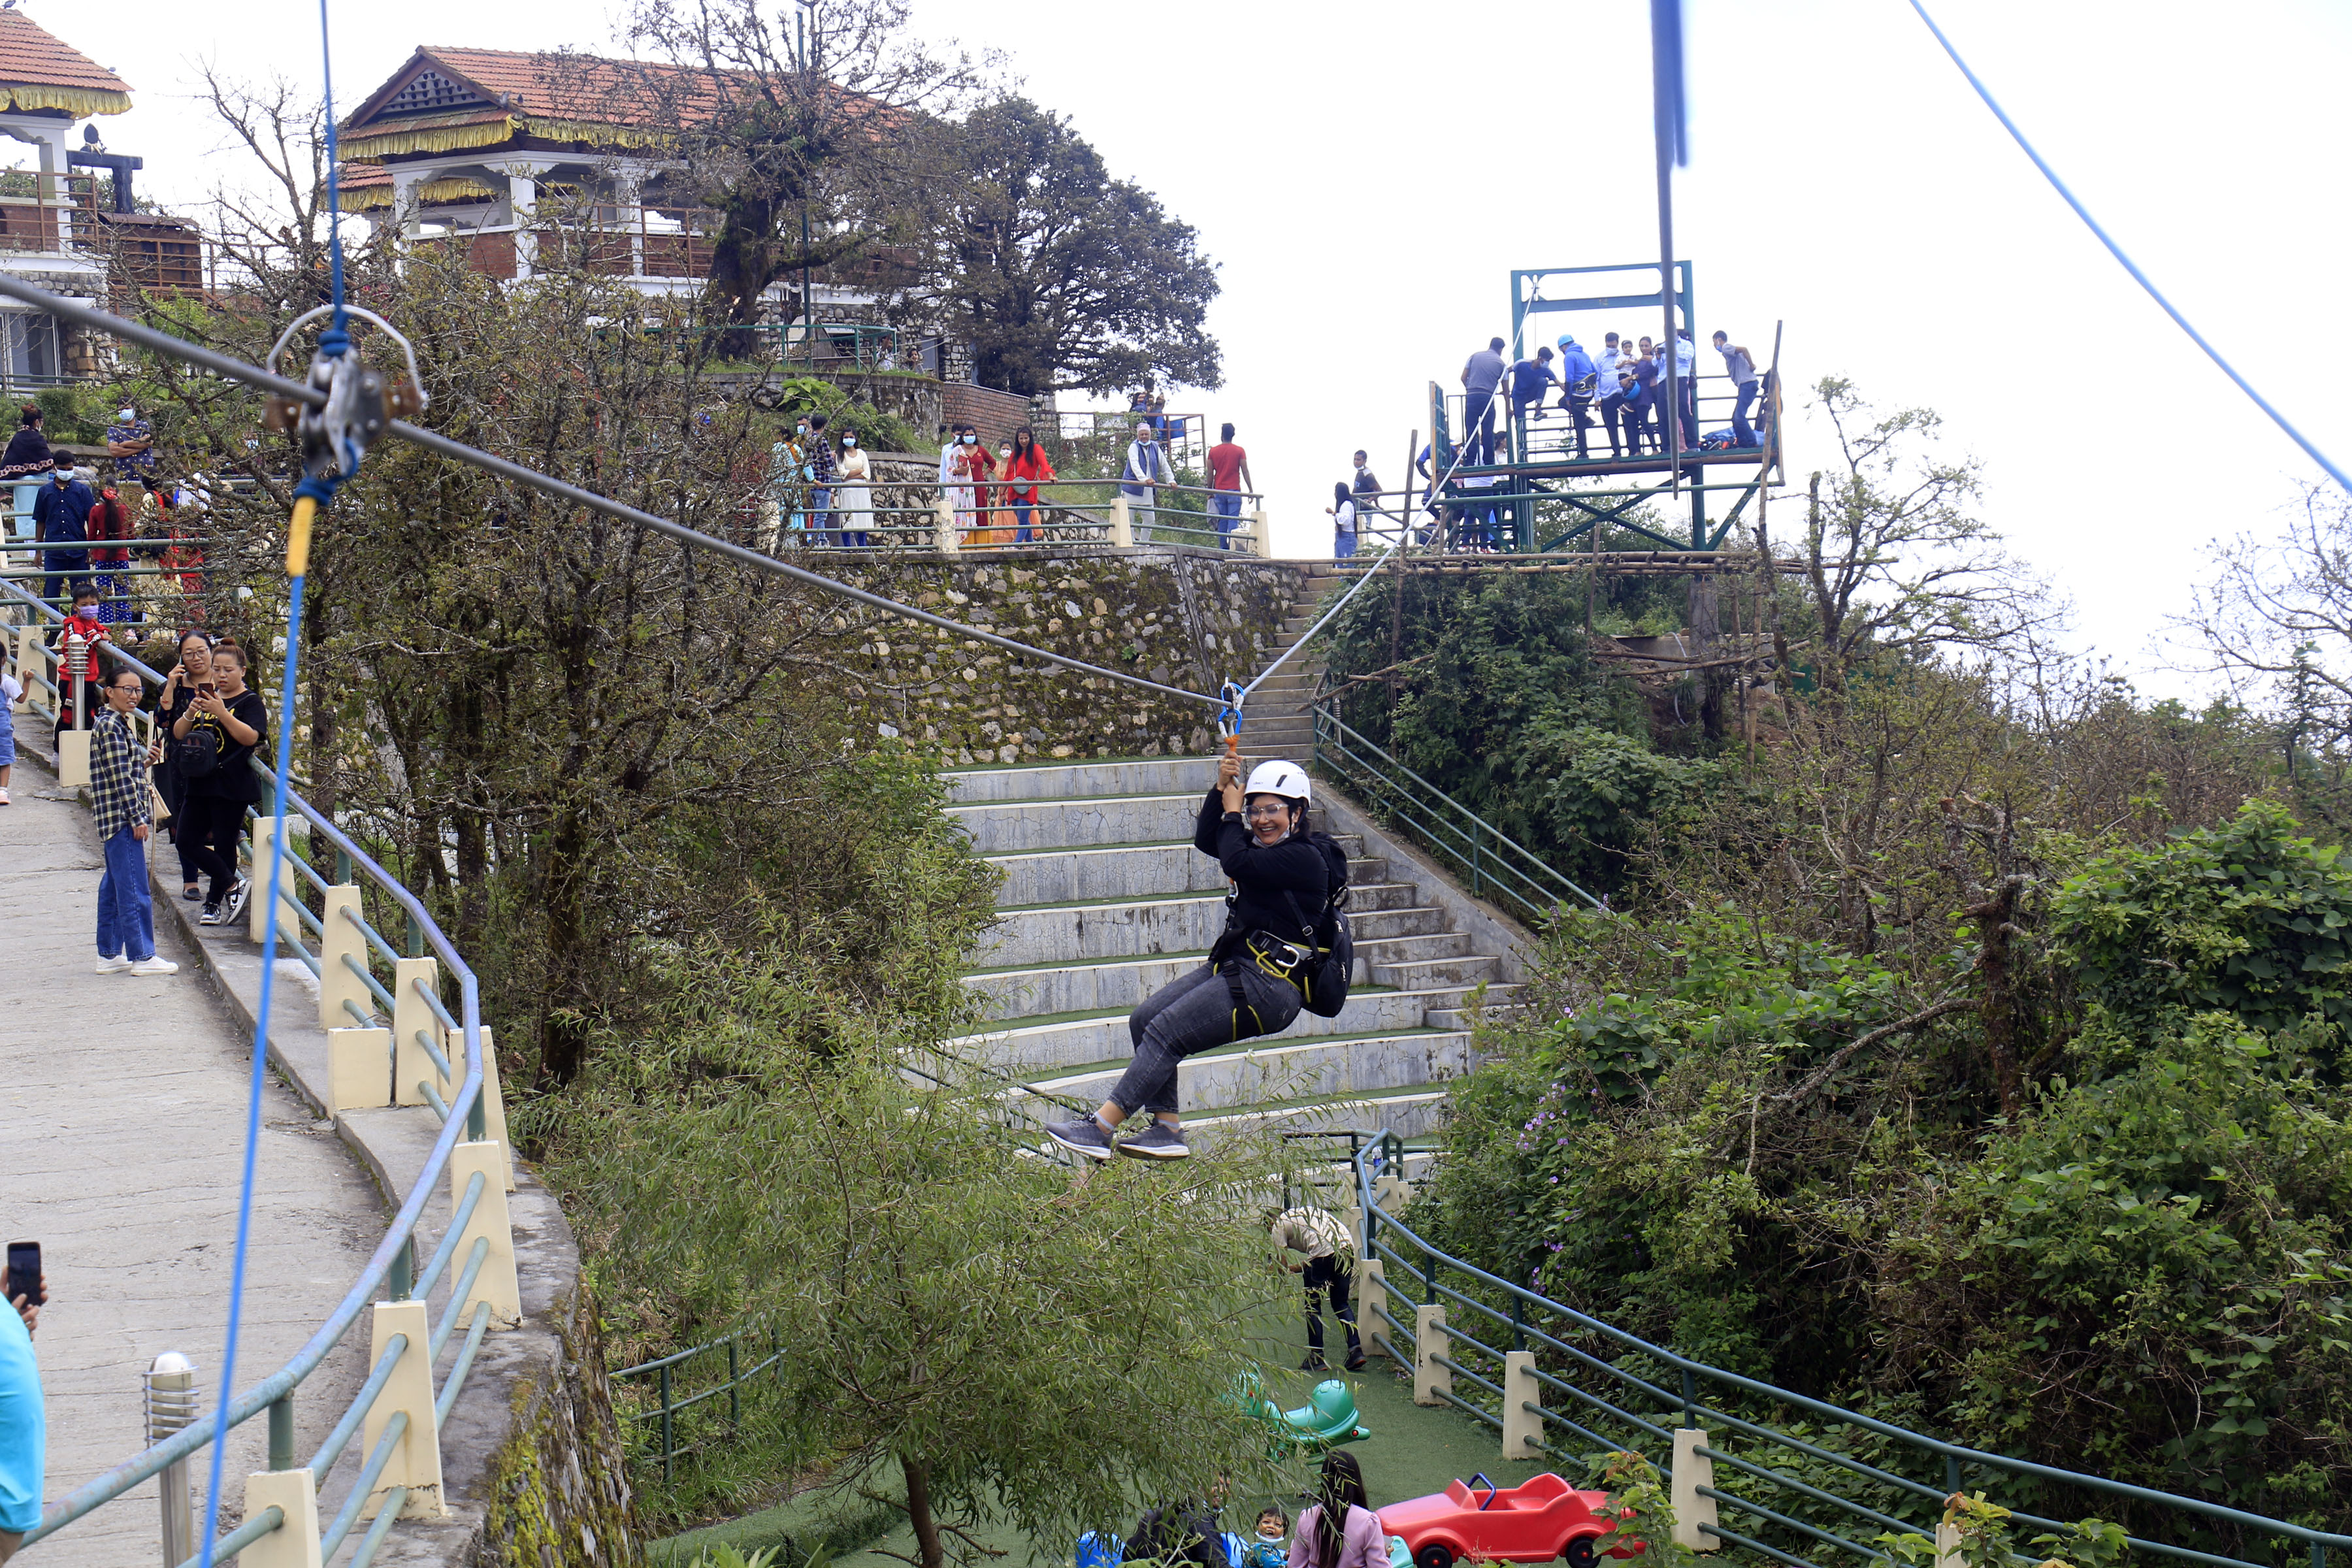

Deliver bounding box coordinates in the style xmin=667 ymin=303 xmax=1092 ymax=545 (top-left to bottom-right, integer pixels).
xmin=1906 ymin=0 xmax=2351 ymax=497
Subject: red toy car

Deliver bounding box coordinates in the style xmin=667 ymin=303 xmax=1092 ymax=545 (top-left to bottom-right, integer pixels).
xmin=1378 ymin=1472 xmax=1637 ymax=1568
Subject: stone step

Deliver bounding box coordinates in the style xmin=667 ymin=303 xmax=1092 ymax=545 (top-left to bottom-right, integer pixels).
xmin=1368 ymin=953 xmax=1505 ymax=990
xmin=946 ymin=983 xmax=1522 ymax=1077
xmin=976 ymin=896 xmax=1450 ymax=968
xmin=1026 ymin=1028 xmax=1473 ymax=1111
xmin=944 ymin=757 xmax=1213 ymax=802
xmin=952 ymin=792 xmax=1201 ymax=853
xmin=1352 ymin=932 xmax=1473 ymax=967
xmin=986 ymin=841 xmax=1383 ymax=907
xmin=1184 ymin=1088 xmax=1450 ymax=1147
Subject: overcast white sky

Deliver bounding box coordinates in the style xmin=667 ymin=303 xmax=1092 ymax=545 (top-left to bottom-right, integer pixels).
xmin=50 ymin=0 xmax=2352 ymax=693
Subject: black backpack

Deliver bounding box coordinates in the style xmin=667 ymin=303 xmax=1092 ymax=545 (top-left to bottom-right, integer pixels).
xmin=1283 ymin=832 xmax=1355 ymax=1019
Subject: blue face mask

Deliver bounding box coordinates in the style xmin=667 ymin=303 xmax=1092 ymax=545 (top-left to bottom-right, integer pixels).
xmin=962 ymin=433 xmax=977 ymax=444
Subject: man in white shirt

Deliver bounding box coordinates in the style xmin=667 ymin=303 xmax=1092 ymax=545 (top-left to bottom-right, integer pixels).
xmin=1120 ymin=421 xmax=1173 ymax=542
xmin=1594 ymin=333 xmax=1629 ymax=459
xmin=1673 ymin=327 xmax=1699 ymax=451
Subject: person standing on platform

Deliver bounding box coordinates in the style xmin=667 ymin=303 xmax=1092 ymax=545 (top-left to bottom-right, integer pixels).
xmin=834 ymin=430 xmax=874 ymax=547
xmin=1206 ymin=424 xmax=1252 ymax=549
xmin=1120 ymin=421 xmax=1173 ymax=542
xmin=1715 ymin=331 xmax=1761 ymax=448
xmin=84 ymin=484 xmax=133 ymax=626
xmin=1328 ymin=482 xmax=1358 ymax=559
xmin=1460 ymin=336 xmax=1506 ymax=463
xmin=1349 ymin=450 xmax=1384 ymax=542
xmin=1673 ymin=326 xmax=1699 ymax=451
xmin=52 ymin=585 xmax=108 ymax=742
xmin=31 ymin=463 xmax=91 ymax=613
xmin=1594 ymin=333 xmax=1628 ymax=459
xmin=90 ymin=665 xmax=175 ymax=976
xmin=805 ymin=414 xmax=834 ymax=544
xmin=105 ymin=403 xmax=155 ymax=489
xmin=172 ymin=638 xmax=263 ymax=928
xmin=1555 ymin=335 xmax=1599 ymax=461
xmin=1618 ymin=344 xmax=1656 ymax=457
xmin=1271 ymin=1205 xmax=1365 ymax=1372
xmin=1004 ymin=426 xmax=1056 ymax=545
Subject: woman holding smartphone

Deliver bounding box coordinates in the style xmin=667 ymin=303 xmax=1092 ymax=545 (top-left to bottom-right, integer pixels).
xmin=155 ymin=630 xmax=214 ymax=900
xmin=170 ymin=638 xmax=264 ymax=926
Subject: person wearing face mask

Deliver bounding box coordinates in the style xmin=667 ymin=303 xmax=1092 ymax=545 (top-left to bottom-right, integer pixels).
xmin=834 ymin=430 xmax=873 ymax=547
xmin=105 ymin=403 xmax=155 ymax=489
xmin=764 ymin=420 xmax=808 ymax=550
xmin=1045 ymin=755 xmax=1339 ymax=1163
xmin=1120 ymin=420 xmax=1173 ymax=543
xmin=949 ymin=425 xmax=992 ymax=544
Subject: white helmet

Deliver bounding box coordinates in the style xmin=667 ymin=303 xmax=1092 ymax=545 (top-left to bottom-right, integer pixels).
xmin=1245 ymin=760 xmax=1311 ymax=804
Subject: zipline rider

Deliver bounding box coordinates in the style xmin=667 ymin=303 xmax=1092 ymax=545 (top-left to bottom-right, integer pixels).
xmin=1047 ymin=752 xmax=1337 ymax=1163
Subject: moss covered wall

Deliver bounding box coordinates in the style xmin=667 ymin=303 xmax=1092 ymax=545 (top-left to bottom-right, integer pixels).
xmin=480 ymin=1286 xmax=645 ymax=1568
xmin=812 ymin=547 xmax=1312 ymax=766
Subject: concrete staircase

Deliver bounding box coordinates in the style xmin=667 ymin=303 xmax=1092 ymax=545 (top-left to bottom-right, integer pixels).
xmin=1228 ymin=567 xmax=1347 ymax=759
xmin=940 ymin=754 xmax=1518 ymax=1147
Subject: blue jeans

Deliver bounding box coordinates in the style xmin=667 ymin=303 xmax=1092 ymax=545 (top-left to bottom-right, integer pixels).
xmin=1732 ymin=381 xmax=1758 ymax=447
xmin=809 ymin=487 xmax=832 ymax=544
xmin=1334 ymin=529 xmax=1358 ymax=559
xmin=1212 ymin=492 xmax=1243 ymax=547
xmin=1013 ymin=501 xmax=1034 ymax=544
xmin=97 ymin=825 xmax=155 ymax=961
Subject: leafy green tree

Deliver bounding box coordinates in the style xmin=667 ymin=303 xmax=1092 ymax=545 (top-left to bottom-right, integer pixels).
xmin=554 ymin=936 xmax=1299 ymax=1567
xmin=895 ymin=97 xmax=1221 ymax=397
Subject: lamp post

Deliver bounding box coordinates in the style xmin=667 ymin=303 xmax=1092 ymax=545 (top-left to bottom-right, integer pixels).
xmin=795 ymin=1 xmax=819 ymax=357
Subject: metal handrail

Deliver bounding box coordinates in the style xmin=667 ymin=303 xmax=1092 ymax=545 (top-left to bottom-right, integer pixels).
xmin=1308 ymin=704 xmax=1602 ymax=922
xmin=0 ymin=577 xmax=499 ymax=1563
xmin=1350 ymin=1129 xmax=2352 ymax=1568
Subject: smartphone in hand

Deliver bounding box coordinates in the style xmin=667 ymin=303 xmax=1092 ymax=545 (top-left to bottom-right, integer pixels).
xmin=6 ymin=1241 xmax=39 ymax=1307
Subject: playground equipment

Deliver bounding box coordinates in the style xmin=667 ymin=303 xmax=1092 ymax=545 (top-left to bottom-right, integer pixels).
xmin=1237 ymin=1368 xmax=1371 ymax=1449
xmin=1418 ymin=261 xmax=1783 ymax=558
xmin=1379 ymin=1473 xmax=1633 ymax=1568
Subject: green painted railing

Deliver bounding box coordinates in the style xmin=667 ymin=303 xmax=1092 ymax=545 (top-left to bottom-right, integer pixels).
xmin=1309 ymin=704 xmax=1603 ymax=926
xmin=612 ymin=1328 xmax=785 ymax=1483
xmin=1349 ymin=1129 xmax=2352 ymax=1568
xmin=1 ymin=578 xmax=506 ymax=1568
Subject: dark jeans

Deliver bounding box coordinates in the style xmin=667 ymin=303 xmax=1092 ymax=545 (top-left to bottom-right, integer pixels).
xmin=1211 ymin=492 xmax=1242 ymax=547
xmin=1303 ymin=1255 xmax=1362 ymax=1360
xmin=1625 ymin=400 xmax=1655 ymax=455
xmin=1678 ymin=378 xmax=1699 ymax=448
xmin=155 ymin=762 xmax=204 ymax=888
xmin=1560 ymin=393 xmax=1593 ymax=459
xmin=42 ymin=548 xmax=87 ymax=610
xmin=1463 ymin=391 xmax=1495 ymax=463
xmin=1597 ymin=395 xmax=1626 ymax=458
xmin=180 ymin=793 xmax=248 ymax=905
xmin=809 ymin=486 xmax=832 ymax=545
xmin=1732 ymin=381 xmax=1758 ymax=448
xmin=1109 ymin=961 xmax=1301 ymax=1118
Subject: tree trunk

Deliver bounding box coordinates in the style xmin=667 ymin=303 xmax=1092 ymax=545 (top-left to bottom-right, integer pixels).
xmin=902 ymin=1454 xmax=945 ymax=1568
xmin=535 ymin=806 xmax=591 ymax=1087
xmin=1688 ymin=573 xmax=1725 ymax=741
xmin=1968 ymin=875 xmax=2025 ymax=1118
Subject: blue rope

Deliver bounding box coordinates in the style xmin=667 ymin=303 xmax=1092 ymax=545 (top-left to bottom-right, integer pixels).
xmin=1905 ymin=0 xmax=2350 ymax=497
xmin=195 ymin=4 xmax=349 ymax=1562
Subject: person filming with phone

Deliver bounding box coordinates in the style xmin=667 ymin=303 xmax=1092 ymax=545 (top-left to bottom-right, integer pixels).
xmin=169 ymin=638 xmax=265 ymax=928
xmin=1 ymin=1240 xmax=46 ymax=1564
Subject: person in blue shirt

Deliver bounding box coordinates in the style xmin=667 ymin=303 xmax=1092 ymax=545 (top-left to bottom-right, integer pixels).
xmin=1554 ymin=335 xmax=1599 ymax=461
xmin=1618 ymin=342 xmax=1660 ymax=457
xmin=31 ymin=465 xmax=92 ymax=613
xmin=0 ymin=1270 xmax=46 ymax=1562
xmin=1506 ymin=347 xmax=1558 ymax=455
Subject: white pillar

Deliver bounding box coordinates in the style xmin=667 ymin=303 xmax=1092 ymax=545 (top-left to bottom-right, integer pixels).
xmin=390 ymin=170 xmax=426 ymax=242
xmin=1111 ymin=493 xmax=1133 ymax=548
xmin=318 ymin=885 xmax=370 ymax=1033
xmin=362 ymin=1300 xmax=445 ymax=1518
xmin=936 ymin=492 xmax=960 ymax=555
xmin=246 ymin=815 xmax=305 ymax=948
xmin=506 ymin=175 xmax=538 ymax=279
xmin=240 ymin=1468 xmax=324 ymax=1568
xmin=390 ymin=956 xmax=444 ymax=1107
xmin=329 ymin=1028 xmax=393 ymax=1112
xmin=1502 ymin=1350 xmax=1543 ymax=1460
xmin=449 ymin=1140 xmax=523 ymax=1327
xmin=1358 ymin=1259 xmax=1394 ymax=1361
xmin=1413 ymin=1303 xmax=1451 ymax=1406
xmin=1671 ymin=1429 xmax=1720 ymax=1551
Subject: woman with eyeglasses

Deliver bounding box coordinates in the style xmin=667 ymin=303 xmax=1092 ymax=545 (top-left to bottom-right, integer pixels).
xmin=1046 ymin=751 xmax=1335 ymax=1163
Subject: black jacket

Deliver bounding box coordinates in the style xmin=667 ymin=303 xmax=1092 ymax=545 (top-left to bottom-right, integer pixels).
xmin=1125 ymin=1503 xmax=1230 ymax=1568
xmin=0 ymin=424 xmax=54 ymax=482
xmin=1194 ymin=789 xmax=1328 ymax=944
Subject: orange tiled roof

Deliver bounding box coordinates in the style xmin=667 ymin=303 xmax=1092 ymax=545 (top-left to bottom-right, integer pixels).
xmin=0 ymin=12 xmax=130 ymax=112
xmin=340 ymin=46 xmax=727 ymax=146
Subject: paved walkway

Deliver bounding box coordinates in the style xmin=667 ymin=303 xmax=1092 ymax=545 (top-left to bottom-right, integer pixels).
xmin=0 ymin=759 xmax=380 ymax=1566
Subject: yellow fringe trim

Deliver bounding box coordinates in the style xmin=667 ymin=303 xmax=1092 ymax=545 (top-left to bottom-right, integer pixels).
xmin=341 ymin=114 xmax=675 ymax=161
xmin=0 ymin=85 xmax=130 ymax=116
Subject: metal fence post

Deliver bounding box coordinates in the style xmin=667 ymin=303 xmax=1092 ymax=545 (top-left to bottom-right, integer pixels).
xmin=269 ymin=1394 xmax=295 ymax=1471
xmin=404 ymin=915 xmax=423 ymax=959
xmin=389 ymin=1235 xmax=413 ymax=1301
xmin=145 ymin=1352 xmax=199 ymax=1567
xmin=1682 ymin=1366 xmax=1697 ymax=1431
xmin=728 ymin=1339 xmax=740 ymax=1427
xmin=659 ymin=1363 xmax=674 ymax=1482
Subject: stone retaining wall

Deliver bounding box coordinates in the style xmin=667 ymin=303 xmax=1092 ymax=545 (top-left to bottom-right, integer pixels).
xmin=811 ymin=548 xmax=1313 ymax=766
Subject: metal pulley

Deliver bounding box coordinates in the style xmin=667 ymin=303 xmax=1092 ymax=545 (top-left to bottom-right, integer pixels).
xmin=263 ymin=303 xmax=427 ymax=483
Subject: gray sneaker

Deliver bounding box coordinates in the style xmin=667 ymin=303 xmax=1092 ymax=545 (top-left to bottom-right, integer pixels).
xmin=1045 ymin=1117 xmax=1117 ymax=1161
xmin=1116 ymin=1121 xmax=1190 ymax=1161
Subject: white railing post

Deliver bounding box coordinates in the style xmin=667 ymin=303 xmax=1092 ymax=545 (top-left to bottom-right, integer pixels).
xmin=1503 ymin=1350 xmax=1542 ymax=1459
xmin=1413 ymin=1303 xmax=1450 ymax=1405
xmin=7 ymin=625 xmax=33 ymax=710
xmin=362 ymin=1300 xmax=446 ymax=1518
xmin=1359 ymin=1259 xmax=1394 ymax=1362
xmin=1249 ymin=508 xmax=1269 ymax=556
xmin=328 ymin=1028 xmax=393 ymax=1112
xmin=1671 ymin=1428 xmax=1720 ymax=1551
xmin=318 ymin=885 xmax=368 ymax=1033
xmin=390 ymin=956 xmax=443 ymax=1107
xmin=240 ymin=1467 xmax=324 ymax=1568
xmin=935 ymin=491 xmax=960 ymax=555
xmin=246 ymin=815 xmax=304 ymax=948
xmin=451 ymin=1141 xmax=523 ymax=1326
xmin=1111 ymin=493 xmax=1133 ymax=547
xmin=477 ymin=1026 xmax=516 ymax=1190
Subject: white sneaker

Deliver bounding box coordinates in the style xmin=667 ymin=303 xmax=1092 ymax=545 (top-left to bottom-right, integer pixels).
xmin=0 ymin=787 xmax=10 ymax=804
xmin=129 ymin=956 xmax=180 ymax=976
xmin=93 ymin=954 xmax=131 ymax=974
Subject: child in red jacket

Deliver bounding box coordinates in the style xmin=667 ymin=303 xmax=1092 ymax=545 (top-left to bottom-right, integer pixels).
xmin=53 ymin=585 xmax=110 ymax=734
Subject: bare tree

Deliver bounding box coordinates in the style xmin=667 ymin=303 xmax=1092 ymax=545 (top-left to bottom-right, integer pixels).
xmin=1801 ymin=376 xmax=2053 ymax=689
